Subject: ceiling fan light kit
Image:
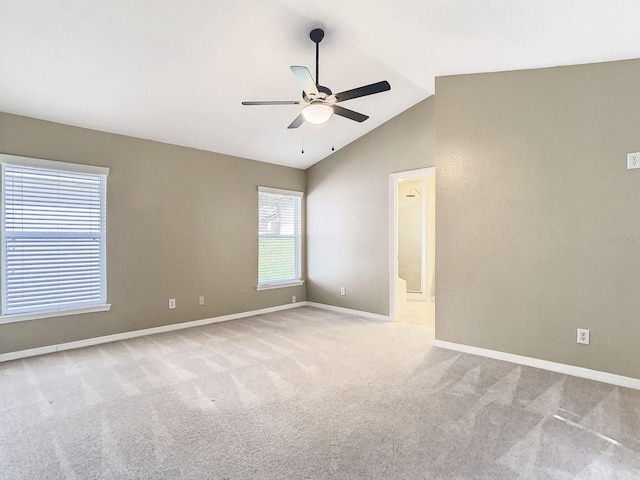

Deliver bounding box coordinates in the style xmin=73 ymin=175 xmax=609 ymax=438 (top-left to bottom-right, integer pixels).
xmin=302 ymin=102 xmax=333 ymax=124
xmin=242 ymin=28 xmax=390 ymax=131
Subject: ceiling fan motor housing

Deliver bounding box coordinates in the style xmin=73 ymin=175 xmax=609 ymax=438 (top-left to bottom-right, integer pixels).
xmin=303 ymin=85 xmax=333 ymax=102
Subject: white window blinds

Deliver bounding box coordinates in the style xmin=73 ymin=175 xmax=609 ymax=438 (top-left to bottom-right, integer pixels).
xmin=258 ymin=187 xmax=303 ymax=287
xmin=1 ymin=159 xmax=108 ymax=316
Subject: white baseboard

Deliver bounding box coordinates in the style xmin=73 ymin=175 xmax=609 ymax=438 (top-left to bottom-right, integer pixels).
xmin=303 ymin=301 xmax=391 ymax=322
xmin=434 ymin=339 xmax=640 ymax=391
xmin=0 ymin=303 xmax=304 ymax=363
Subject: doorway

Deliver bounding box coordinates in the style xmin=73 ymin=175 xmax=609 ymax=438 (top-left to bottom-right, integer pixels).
xmin=389 ymin=167 xmax=435 ymax=325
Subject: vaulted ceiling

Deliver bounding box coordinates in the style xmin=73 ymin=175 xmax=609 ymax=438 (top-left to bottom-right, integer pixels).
xmin=3 ymin=1 xmax=640 ymax=169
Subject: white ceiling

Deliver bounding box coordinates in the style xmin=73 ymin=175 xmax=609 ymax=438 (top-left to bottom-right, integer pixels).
xmin=3 ymin=1 xmax=640 ymax=169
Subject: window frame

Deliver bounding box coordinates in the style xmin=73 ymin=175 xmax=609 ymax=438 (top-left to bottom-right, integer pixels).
xmin=0 ymin=154 xmax=111 ymax=324
xmin=257 ymin=186 xmax=304 ymax=291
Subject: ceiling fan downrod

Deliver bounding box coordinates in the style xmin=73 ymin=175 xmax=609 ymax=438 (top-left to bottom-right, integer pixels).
xmin=310 ymin=28 xmax=324 ymax=88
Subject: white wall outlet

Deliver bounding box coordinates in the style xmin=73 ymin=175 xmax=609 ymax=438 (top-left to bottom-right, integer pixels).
xmin=169 ymin=298 xmax=176 ymax=309
xmin=627 ymin=152 xmax=640 ymax=170
xmin=292 ymin=295 xmax=296 ymax=303
xmin=199 ymin=296 xmax=205 ymax=306
xmin=340 ymin=287 xmax=346 ymax=296
xmin=577 ymin=328 xmax=590 ymax=345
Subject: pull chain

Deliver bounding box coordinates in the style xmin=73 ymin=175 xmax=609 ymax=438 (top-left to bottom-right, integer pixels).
xmin=301 ymin=131 xmax=305 ymax=154
xmin=331 ymin=115 xmax=335 ymax=152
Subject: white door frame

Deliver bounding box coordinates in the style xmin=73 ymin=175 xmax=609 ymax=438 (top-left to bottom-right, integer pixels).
xmin=389 ymin=167 xmax=435 ymax=322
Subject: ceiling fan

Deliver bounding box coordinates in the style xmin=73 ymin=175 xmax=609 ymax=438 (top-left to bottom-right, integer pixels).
xmin=242 ymin=28 xmax=391 ymax=129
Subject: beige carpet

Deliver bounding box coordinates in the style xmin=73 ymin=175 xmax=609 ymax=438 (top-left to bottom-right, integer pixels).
xmin=1 ymin=306 xmax=639 ymax=479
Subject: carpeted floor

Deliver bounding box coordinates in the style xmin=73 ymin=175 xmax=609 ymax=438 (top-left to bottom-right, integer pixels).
xmin=1 ymin=306 xmax=639 ymax=479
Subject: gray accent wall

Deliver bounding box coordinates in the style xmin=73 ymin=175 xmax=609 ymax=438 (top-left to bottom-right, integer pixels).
xmin=306 ymin=98 xmax=436 ymax=315
xmin=0 ymin=112 xmax=305 ymax=354
xmin=436 ymin=59 xmax=640 ymax=378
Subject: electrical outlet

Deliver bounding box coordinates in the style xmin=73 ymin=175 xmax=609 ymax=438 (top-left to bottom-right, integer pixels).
xmin=292 ymin=295 xmax=296 ymax=303
xmin=199 ymin=296 xmax=205 ymax=306
xmin=169 ymin=298 xmax=176 ymax=309
xmin=577 ymin=328 xmax=590 ymax=345
xmin=627 ymin=152 xmax=640 ymax=170
xmin=340 ymin=287 xmax=346 ymax=296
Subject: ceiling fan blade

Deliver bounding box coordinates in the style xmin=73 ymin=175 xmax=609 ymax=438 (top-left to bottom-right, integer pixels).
xmin=290 ymin=66 xmax=320 ymax=98
xmin=287 ymin=114 xmax=305 ymax=129
xmin=333 ymin=105 xmax=369 ymax=123
xmin=242 ymin=101 xmax=302 ymax=105
xmin=334 ymin=81 xmax=391 ymax=103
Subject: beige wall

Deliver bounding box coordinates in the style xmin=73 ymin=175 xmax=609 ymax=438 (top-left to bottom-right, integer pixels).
xmin=436 ymin=58 xmax=640 ymax=378
xmin=306 ymin=97 xmax=436 ymax=315
xmin=0 ymin=112 xmax=305 ymax=354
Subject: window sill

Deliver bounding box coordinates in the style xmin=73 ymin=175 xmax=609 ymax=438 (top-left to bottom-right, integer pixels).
xmin=256 ymin=280 xmax=304 ymax=291
xmin=0 ymin=304 xmax=111 ymax=324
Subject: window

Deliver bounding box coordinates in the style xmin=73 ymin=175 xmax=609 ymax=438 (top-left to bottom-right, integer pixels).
xmin=257 ymin=186 xmax=303 ymax=289
xmin=1 ymin=155 xmax=110 ymax=321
